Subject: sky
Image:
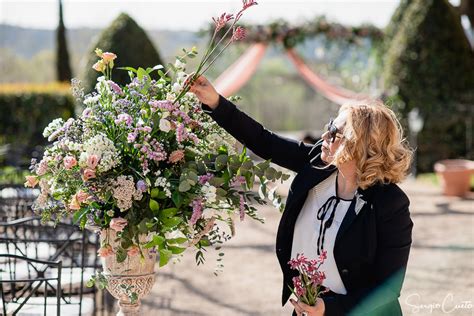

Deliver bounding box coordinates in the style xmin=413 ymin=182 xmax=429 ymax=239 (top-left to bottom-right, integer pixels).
xmin=0 ymin=0 xmax=406 ymax=31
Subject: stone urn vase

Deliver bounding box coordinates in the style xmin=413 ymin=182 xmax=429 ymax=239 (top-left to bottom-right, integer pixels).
xmin=434 ymin=159 xmax=474 ymax=197
xmin=100 ymin=229 xmax=157 ymax=316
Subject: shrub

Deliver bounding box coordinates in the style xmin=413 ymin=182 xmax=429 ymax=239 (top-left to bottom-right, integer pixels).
xmin=383 ymin=0 xmax=474 ymax=172
xmin=82 ymin=13 xmax=165 ymax=93
xmin=0 ymin=83 xmax=75 ymax=167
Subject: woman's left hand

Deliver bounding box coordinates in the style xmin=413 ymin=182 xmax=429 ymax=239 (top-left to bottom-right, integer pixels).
xmin=290 ymin=298 xmax=325 ymax=316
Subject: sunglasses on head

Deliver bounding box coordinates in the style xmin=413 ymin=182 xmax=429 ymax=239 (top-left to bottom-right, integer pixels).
xmin=325 ymin=118 xmax=344 ymax=143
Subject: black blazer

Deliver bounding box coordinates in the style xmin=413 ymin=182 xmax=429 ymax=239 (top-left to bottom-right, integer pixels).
xmin=202 ymin=96 xmax=414 ymax=316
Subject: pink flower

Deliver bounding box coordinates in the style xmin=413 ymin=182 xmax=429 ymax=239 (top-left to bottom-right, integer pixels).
xmin=212 ymin=13 xmax=234 ymax=32
xmin=110 ymin=217 xmax=128 ymax=232
xmin=82 ymin=168 xmax=96 ymax=181
xmin=114 ymin=113 xmax=133 ymax=126
xmin=36 ymin=159 xmax=49 ymax=176
xmin=230 ymin=175 xmax=246 ymax=188
xmin=168 ymin=150 xmax=185 ymax=163
xmin=190 ymin=198 xmax=203 ymax=225
xmin=236 ymin=0 xmax=258 ymax=19
xmin=24 ymin=175 xmax=39 ymax=188
xmin=242 ymin=0 xmax=258 ymax=10
xmin=127 ymin=245 xmax=140 ymax=257
xmin=63 ymin=155 xmax=77 ymax=170
xmin=102 ymin=52 xmax=117 ymax=63
xmin=69 ymin=196 xmax=81 ymax=210
xmin=75 ymin=190 xmax=90 ymax=204
xmin=239 ymin=194 xmax=245 ymax=221
xmin=231 ymin=26 xmax=246 ymax=42
xmin=87 ymin=154 xmax=100 ymax=170
xmin=198 ymin=173 xmax=214 ymax=185
xmin=108 ymin=80 xmax=123 ymax=95
xmin=97 ymin=244 xmax=114 ymax=257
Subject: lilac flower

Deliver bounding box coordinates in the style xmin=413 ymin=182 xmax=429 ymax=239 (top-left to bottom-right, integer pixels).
xmin=239 ymin=194 xmax=245 ymax=221
xmin=115 ymin=113 xmax=133 ymax=126
xmin=127 ymin=131 xmax=137 ymax=143
xmin=198 ymin=173 xmax=214 ymax=185
xmin=190 ymin=198 xmax=203 ymax=225
xmin=176 ymin=123 xmax=186 ymax=143
xmin=108 ymin=80 xmax=123 ymax=95
xmin=82 ymin=108 xmax=92 ymax=118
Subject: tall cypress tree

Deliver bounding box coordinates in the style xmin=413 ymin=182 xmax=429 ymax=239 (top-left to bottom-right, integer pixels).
xmin=56 ymin=0 xmax=72 ymax=82
xmin=82 ymin=13 xmax=164 ymax=93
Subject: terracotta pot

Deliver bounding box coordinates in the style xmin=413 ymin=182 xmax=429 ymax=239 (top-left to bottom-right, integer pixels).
xmin=100 ymin=229 xmax=157 ymax=316
xmin=434 ymin=159 xmax=474 ymax=197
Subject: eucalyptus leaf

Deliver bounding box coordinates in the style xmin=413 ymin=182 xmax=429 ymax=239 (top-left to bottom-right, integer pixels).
xmin=178 ymin=181 xmax=191 ymax=192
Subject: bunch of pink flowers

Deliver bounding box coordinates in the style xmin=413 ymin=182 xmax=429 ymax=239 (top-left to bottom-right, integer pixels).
xmin=288 ymin=251 xmax=328 ymax=306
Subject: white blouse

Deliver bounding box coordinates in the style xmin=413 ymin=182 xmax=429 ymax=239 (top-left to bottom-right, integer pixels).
xmin=291 ymin=171 xmax=352 ymax=295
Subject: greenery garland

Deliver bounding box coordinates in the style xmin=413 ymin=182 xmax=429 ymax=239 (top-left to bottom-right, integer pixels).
xmin=207 ymin=16 xmax=383 ymax=48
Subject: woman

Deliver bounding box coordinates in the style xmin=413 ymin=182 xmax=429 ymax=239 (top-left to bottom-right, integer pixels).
xmin=189 ymin=76 xmax=414 ymax=316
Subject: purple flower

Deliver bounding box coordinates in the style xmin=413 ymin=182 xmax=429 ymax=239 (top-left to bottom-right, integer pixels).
xmin=127 ymin=131 xmax=137 ymax=143
xmin=190 ymin=198 xmax=203 ymax=225
xmin=108 ymin=80 xmax=123 ymax=95
xmin=136 ymin=180 xmax=147 ymax=192
xmin=82 ymin=108 xmax=92 ymax=118
xmin=198 ymin=173 xmax=214 ymax=185
xmin=115 ymin=113 xmax=133 ymax=126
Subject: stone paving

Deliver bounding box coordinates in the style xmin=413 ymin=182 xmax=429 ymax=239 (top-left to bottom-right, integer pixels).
xmin=134 ymin=178 xmax=473 ymax=316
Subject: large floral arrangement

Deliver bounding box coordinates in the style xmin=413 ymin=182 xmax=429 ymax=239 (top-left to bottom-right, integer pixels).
xmin=26 ymin=0 xmax=289 ymax=269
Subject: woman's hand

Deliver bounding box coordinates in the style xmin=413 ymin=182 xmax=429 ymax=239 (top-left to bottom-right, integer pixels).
xmin=290 ymin=298 xmax=325 ymax=316
xmin=187 ymin=75 xmax=220 ymax=110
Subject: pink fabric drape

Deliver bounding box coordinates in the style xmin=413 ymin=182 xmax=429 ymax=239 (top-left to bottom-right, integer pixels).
xmin=213 ymin=43 xmax=269 ymax=97
xmin=285 ymin=48 xmax=373 ymax=105
xmin=213 ymin=43 xmax=373 ymax=105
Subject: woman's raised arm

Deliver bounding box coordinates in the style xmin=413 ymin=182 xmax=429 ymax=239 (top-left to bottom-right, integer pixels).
xmin=189 ymin=76 xmax=317 ymax=173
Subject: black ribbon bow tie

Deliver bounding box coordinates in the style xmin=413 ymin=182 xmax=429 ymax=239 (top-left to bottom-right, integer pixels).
xmin=316 ymin=195 xmax=341 ymax=255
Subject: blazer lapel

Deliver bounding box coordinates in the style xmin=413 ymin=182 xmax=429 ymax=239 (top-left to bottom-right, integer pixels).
xmin=335 ymin=188 xmax=371 ymax=244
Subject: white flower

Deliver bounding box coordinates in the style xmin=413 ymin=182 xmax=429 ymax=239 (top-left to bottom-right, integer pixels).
xmin=201 ymin=183 xmax=217 ymax=203
xmin=165 ymin=230 xmax=186 ymax=240
xmin=159 ymin=119 xmax=172 ymax=132
xmin=202 ymin=208 xmax=217 ymax=219
xmin=83 ymin=94 xmax=100 ymax=107
xmin=172 ymin=83 xmax=182 ymax=93
xmin=174 ymin=59 xmax=186 ymax=69
xmin=176 ymin=71 xmax=187 ymax=82
xmin=83 ymin=133 xmax=120 ymax=172
xmin=43 ymin=118 xmax=64 ymax=138
xmin=111 ymin=175 xmax=141 ymax=212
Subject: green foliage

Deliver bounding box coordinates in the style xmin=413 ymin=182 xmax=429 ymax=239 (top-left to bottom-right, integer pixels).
xmin=56 ymin=0 xmax=72 ymax=82
xmin=0 ymin=83 xmax=74 ymax=167
xmin=383 ymin=0 xmax=413 ymax=50
xmin=383 ymin=0 xmax=474 ymax=171
xmin=82 ymin=13 xmax=164 ymax=93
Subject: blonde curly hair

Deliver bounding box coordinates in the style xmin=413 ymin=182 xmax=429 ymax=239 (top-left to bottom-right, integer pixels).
xmin=330 ymin=101 xmax=414 ymax=189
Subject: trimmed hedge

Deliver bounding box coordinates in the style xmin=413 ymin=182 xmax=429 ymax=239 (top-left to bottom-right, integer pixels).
xmin=82 ymin=13 xmax=165 ymax=93
xmin=383 ymin=0 xmax=474 ymax=172
xmin=0 ymin=83 xmax=75 ymax=167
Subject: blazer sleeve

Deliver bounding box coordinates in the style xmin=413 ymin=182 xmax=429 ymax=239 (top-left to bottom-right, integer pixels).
xmin=322 ymin=188 xmax=414 ymax=316
xmin=201 ymin=95 xmax=315 ymax=173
